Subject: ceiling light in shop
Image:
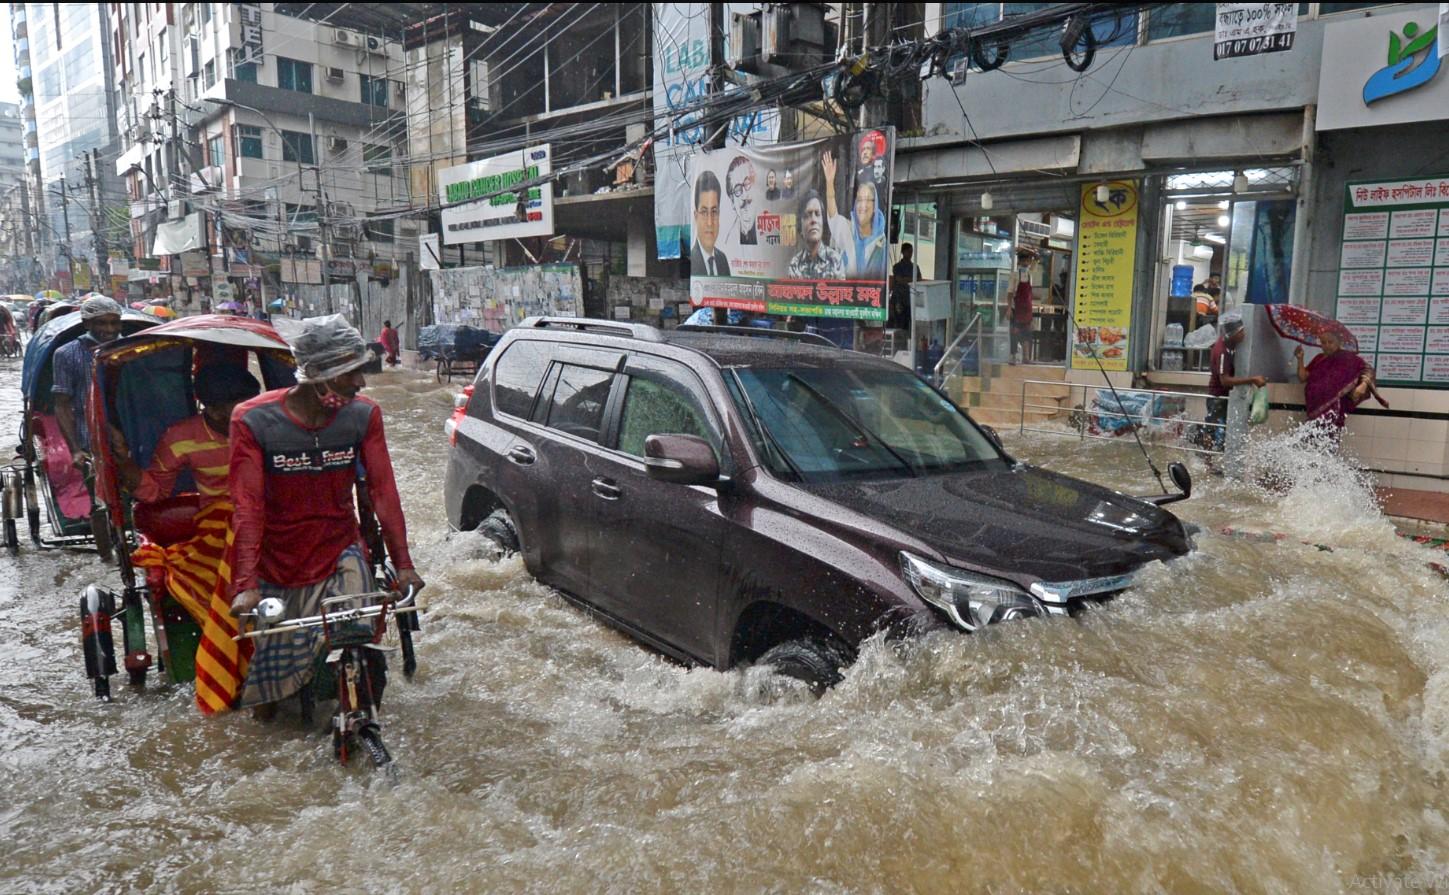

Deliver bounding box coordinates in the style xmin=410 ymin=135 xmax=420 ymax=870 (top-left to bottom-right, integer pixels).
xmin=1217 ymin=214 xmax=1230 ymax=227
xmin=1175 ymin=200 xmax=1187 ymax=210
xmin=1218 ymin=200 xmax=1230 ymax=209
xmin=1202 ymin=233 xmax=1226 ymax=244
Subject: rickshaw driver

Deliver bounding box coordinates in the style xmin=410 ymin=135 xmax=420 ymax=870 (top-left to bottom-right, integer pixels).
xmin=112 ymin=364 xmax=262 ymax=507
xmin=52 ymin=296 xmax=124 ymax=470
xmin=227 ymin=315 xmax=424 ymax=716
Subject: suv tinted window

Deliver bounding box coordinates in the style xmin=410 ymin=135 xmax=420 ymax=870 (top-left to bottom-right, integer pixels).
xmin=542 ymin=364 xmax=614 ymax=442
xmin=493 ymin=340 xmax=550 ymax=418
xmin=617 ymin=372 xmax=715 ymax=458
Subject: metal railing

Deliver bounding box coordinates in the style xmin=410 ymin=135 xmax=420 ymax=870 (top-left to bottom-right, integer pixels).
xmin=934 ymin=312 xmax=982 ymax=388
xmin=1014 ymin=379 xmax=1225 ymax=456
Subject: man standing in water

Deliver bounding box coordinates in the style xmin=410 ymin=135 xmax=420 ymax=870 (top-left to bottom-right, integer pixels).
xmin=1205 ymin=311 xmax=1265 ymax=451
xmin=228 ymin=314 xmax=424 ymax=715
xmin=52 ymin=295 xmax=124 ymax=469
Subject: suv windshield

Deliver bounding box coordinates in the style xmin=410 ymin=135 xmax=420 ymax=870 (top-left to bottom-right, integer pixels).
xmin=730 ymin=364 xmax=1003 ymax=481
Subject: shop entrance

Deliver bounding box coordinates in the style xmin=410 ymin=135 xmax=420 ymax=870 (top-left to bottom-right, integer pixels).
xmin=1152 ymin=167 xmax=1298 ymax=372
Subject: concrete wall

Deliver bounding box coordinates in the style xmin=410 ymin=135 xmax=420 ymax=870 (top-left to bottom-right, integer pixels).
xmin=603 ymin=275 xmax=692 ymax=327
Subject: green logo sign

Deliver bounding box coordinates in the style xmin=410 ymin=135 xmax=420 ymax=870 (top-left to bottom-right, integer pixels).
xmin=1363 ymin=20 xmax=1440 ymax=105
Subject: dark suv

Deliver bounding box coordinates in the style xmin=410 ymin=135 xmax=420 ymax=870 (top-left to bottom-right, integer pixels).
xmin=444 ymin=318 xmax=1192 ymax=689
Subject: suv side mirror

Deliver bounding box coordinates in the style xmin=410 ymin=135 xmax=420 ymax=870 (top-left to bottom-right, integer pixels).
xmin=643 ymin=434 xmax=720 ymax=485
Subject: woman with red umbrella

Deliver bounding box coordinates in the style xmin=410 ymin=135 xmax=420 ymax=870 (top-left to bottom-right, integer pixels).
xmin=1294 ymin=330 xmax=1382 ymax=442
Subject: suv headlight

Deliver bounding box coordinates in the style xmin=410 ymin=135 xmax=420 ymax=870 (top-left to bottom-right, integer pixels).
xmin=900 ymin=551 xmax=1044 ymax=632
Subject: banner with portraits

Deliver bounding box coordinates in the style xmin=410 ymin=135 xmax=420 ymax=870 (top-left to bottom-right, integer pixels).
xmin=687 ymin=128 xmax=895 ymax=321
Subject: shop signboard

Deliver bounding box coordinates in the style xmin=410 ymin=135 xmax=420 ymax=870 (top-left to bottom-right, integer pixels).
xmin=1213 ymin=3 xmax=1297 ymax=60
xmin=1332 ymin=175 xmax=1449 ymax=387
xmin=1071 ymin=180 xmax=1138 ymax=373
xmin=1317 ymin=8 xmax=1446 ymax=131
xmin=687 ymin=128 xmax=895 ymax=321
xmin=437 ymin=144 xmax=553 ymax=245
xmin=652 ymin=2 xmax=711 ymax=260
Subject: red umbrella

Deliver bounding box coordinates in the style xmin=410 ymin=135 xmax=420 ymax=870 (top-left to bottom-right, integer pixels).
xmin=1265 ymin=304 xmax=1358 ymax=353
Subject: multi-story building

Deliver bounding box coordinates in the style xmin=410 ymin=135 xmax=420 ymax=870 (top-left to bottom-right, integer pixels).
xmin=13 ymin=2 xmax=122 ymax=290
xmin=111 ymin=2 xmax=412 ymax=308
xmin=0 ymin=102 xmax=24 ymax=192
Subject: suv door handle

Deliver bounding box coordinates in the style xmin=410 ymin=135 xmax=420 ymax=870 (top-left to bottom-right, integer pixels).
xmin=506 ymin=445 xmax=536 ymax=466
xmin=591 ymin=477 xmax=622 ymax=500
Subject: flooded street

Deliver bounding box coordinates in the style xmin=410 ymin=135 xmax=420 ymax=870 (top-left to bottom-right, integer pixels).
xmin=2 ymin=356 xmax=1447 ymax=894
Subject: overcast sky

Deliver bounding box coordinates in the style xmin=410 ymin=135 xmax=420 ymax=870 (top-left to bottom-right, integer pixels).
xmin=0 ymin=6 xmax=18 ymax=105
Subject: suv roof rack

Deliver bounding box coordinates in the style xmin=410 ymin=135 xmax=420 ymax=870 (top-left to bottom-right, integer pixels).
xmin=674 ymin=324 xmax=838 ymax=348
xmin=519 ymin=316 xmax=663 ymax=342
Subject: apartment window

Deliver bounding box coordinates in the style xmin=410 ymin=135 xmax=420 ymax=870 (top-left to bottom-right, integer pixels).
xmin=286 ymin=203 xmax=318 ymax=226
xmin=359 ymin=74 xmax=388 ymax=107
xmin=281 ymin=130 xmax=314 ymax=164
xmin=362 ymin=143 xmax=392 ymax=173
xmin=365 ymin=218 xmax=394 ymax=242
xmin=277 ymin=57 xmax=312 ymax=93
xmin=204 ymin=59 xmax=215 ymax=88
xmin=200 ymin=2 xmax=211 ymax=24
xmin=234 ymin=61 xmax=257 ymax=83
xmin=208 ymin=134 xmax=223 ymax=167
xmin=235 ymin=124 xmax=262 ymax=159
xmin=1002 ymin=3 xmax=1136 ymax=59
xmin=158 ymin=34 xmax=168 ymax=67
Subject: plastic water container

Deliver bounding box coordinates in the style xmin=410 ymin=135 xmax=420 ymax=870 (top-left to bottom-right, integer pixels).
xmin=1163 ymin=323 xmax=1184 ymax=348
xmin=1161 ymin=349 xmax=1184 ymax=371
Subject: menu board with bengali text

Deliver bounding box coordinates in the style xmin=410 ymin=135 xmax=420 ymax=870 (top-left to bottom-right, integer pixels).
xmin=1334 ymin=176 xmax=1449 ymax=387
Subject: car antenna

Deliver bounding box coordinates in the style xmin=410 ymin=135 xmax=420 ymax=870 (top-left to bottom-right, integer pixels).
xmin=1068 ymin=317 xmax=1169 ymax=495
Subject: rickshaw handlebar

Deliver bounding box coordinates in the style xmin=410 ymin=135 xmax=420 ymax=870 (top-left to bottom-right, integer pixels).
xmin=237 ymin=585 xmax=418 ymax=641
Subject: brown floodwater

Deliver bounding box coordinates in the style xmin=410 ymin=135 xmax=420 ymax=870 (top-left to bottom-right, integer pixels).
xmin=1 ymin=360 xmax=1446 ymax=894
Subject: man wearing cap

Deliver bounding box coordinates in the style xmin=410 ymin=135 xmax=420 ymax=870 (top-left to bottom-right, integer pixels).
xmin=52 ymin=295 xmax=124 ymax=470
xmin=1205 ymin=311 xmax=1265 ymax=451
xmin=227 ymin=315 xmax=423 ymax=714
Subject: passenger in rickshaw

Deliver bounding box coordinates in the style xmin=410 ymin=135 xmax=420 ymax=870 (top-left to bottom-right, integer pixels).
xmin=110 ymin=363 xmax=262 ymax=627
xmin=52 ymin=296 xmax=124 ymax=471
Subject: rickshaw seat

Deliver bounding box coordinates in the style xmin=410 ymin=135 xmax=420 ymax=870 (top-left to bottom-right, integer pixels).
xmin=134 ymin=493 xmax=201 ymax=546
xmin=31 ymin=413 xmax=92 ymax=521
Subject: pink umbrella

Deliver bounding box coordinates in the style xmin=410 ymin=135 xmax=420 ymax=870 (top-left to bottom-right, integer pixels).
xmin=1265 ymin=304 xmax=1359 ymax=353
xmin=130 ymin=301 xmax=148 ymax=309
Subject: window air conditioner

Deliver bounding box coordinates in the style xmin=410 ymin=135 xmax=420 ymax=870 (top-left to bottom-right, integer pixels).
xmin=334 ymin=29 xmax=351 ymax=45
xmin=325 ymin=66 xmax=345 ymax=82
xmin=366 ymin=36 xmax=383 ymax=53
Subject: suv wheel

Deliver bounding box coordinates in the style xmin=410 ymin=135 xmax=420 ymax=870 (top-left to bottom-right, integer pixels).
xmin=479 ymin=508 xmax=520 ymax=555
xmin=758 ymin=636 xmax=849 ymax=696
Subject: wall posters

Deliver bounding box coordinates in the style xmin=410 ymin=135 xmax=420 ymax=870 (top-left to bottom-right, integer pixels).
xmin=652 ymin=2 xmax=712 ymax=260
xmin=687 ymin=129 xmax=894 ymax=320
xmin=437 ymin=144 xmax=553 ymax=245
xmin=1213 ymin=3 xmax=1297 ymax=60
xmin=1333 ymin=175 xmax=1449 ymax=386
xmin=1071 ymin=180 xmax=1138 ymax=373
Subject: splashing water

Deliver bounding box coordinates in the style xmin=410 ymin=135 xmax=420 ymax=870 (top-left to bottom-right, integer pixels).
xmin=2 ymin=366 xmax=1447 ymax=893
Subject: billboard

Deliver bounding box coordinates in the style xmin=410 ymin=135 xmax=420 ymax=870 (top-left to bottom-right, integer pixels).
xmin=437 ymin=144 xmax=553 ymax=245
xmin=688 ymin=128 xmax=894 ymax=320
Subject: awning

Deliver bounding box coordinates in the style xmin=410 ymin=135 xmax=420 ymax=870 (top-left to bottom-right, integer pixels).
xmin=150 ymin=213 xmax=204 ymax=257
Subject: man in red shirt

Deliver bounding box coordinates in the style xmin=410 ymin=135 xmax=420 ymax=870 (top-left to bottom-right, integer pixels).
xmin=1010 ymin=248 xmax=1037 ymax=365
xmin=228 ymin=315 xmax=424 ymax=711
xmin=1204 ymin=311 xmax=1265 ymax=451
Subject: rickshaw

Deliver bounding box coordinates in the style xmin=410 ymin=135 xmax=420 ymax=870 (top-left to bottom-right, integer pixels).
xmin=77 ymin=316 xmax=420 ymax=767
xmin=0 ymin=303 xmax=19 ymax=358
xmin=2 ymin=309 xmax=157 ymax=554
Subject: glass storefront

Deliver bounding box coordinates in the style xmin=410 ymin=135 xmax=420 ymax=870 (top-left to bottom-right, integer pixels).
xmin=1152 ymin=167 xmax=1298 ymax=372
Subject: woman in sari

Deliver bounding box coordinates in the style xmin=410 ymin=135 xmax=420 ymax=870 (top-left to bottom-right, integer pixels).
xmin=1295 ymin=331 xmax=1382 ymax=439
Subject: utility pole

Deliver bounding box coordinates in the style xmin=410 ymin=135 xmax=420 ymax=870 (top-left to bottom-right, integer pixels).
xmin=86 ymin=150 xmax=108 ymax=287
xmin=58 ymin=175 xmax=75 ymax=289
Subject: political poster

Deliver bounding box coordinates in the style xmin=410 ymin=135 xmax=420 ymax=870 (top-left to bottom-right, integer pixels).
xmin=437 ymin=144 xmax=553 ymax=246
xmin=687 ymin=128 xmax=894 ymax=321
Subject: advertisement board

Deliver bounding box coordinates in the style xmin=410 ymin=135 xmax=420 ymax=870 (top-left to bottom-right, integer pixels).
xmin=687 ymin=129 xmax=894 ymax=321
xmin=652 ymin=3 xmax=712 ymax=260
xmin=1071 ymin=180 xmax=1139 ymax=373
xmin=1317 ymin=7 xmax=1447 ymax=131
xmin=437 ymin=144 xmax=553 ymax=245
xmin=1333 ymin=175 xmax=1449 ymax=387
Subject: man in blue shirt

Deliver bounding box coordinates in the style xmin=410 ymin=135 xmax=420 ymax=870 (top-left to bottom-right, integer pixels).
xmin=52 ymin=296 xmax=123 ymax=469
